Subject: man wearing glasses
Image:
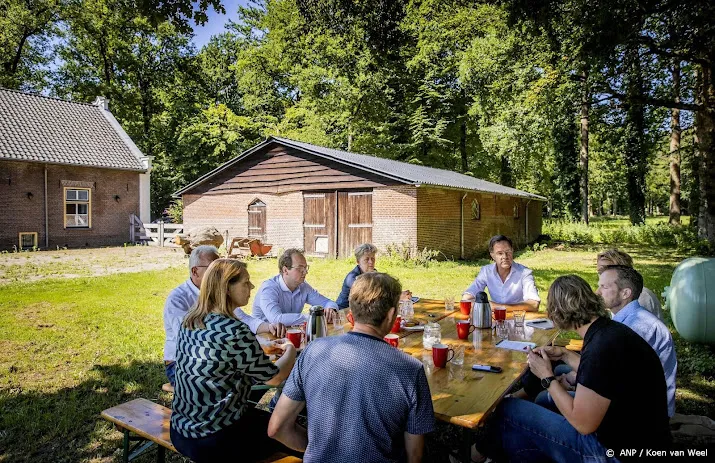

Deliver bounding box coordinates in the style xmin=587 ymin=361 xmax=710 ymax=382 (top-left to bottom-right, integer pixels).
xmin=461 ymin=235 xmax=540 ymax=312
xmin=163 ymin=245 xmax=286 ymax=387
xmin=253 ymin=248 xmax=339 ymax=326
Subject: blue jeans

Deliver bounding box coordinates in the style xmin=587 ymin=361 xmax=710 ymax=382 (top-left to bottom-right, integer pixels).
xmin=165 ymin=361 xmax=176 ymax=387
xmin=534 ymin=364 xmax=574 ymax=412
xmin=484 ymin=398 xmax=619 ymax=463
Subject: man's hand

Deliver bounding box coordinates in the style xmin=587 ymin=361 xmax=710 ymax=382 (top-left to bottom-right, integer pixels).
xmin=533 ymin=345 xmax=567 ymax=362
xmin=527 ymin=348 xmax=554 ymax=380
xmin=324 ymin=308 xmax=336 ymax=323
xmin=268 ymin=323 xmax=286 ymax=338
xmin=557 ymin=374 xmax=575 ymax=391
xmin=400 ymin=290 xmax=412 ymax=301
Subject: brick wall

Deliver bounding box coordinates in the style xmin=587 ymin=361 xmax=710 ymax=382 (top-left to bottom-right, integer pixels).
xmin=0 ymin=160 xmax=140 ymax=250
xmin=416 ymin=187 xmax=544 ymax=259
xmin=183 ymin=191 xmax=304 ymax=251
xmin=372 ymin=186 xmax=418 ymax=254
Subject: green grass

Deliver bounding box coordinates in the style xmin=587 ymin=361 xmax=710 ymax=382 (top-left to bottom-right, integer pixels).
xmin=0 ymin=247 xmax=713 ymax=462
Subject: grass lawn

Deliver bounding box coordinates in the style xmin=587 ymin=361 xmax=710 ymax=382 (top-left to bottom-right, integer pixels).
xmin=0 ymin=245 xmax=713 ymax=462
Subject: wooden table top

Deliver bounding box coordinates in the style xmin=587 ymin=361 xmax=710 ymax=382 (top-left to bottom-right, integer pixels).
xmin=399 ymin=311 xmax=559 ymax=429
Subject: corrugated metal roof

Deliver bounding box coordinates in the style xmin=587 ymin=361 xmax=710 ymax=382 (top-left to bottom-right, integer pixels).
xmin=0 ymin=88 xmax=147 ymax=171
xmin=174 ymin=136 xmax=546 ymax=200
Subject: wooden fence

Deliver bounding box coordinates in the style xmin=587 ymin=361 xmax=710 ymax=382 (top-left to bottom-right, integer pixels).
xmin=130 ymin=213 xmax=183 ymax=247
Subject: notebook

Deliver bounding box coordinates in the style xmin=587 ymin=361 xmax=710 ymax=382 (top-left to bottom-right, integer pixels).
xmin=525 ymin=318 xmax=555 ymax=329
xmin=495 ymin=340 xmax=537 ymax=352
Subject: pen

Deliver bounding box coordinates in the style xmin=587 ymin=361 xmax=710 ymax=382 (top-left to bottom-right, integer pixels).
xmin=531 ymin=320 xmax=548 ymax=324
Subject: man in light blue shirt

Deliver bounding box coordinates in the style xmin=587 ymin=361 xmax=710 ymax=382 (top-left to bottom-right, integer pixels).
xmin=462 ymin=235 xmax=540 ymax=311
xmin=163 ymin=245 xmax=285 ymax=386
xmin=597 ymin=265 xmax=677 ymax=416
xmin=252 ymin=248 xmax=338 ymax=326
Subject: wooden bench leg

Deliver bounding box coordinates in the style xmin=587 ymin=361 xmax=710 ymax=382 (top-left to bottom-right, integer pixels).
xmin=156 ymin=446 xmax=165 ymax=463
xmin=123 ymin=430 xmax=130 ymax=463
xmin=121 ymin=428 xmax=160 ymax=462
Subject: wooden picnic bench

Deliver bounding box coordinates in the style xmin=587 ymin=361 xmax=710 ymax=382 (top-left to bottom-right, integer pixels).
xmin=101 ymin=398 xmax=300 ymax=463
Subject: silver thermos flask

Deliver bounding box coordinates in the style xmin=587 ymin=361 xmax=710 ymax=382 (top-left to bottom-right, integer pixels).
xmin=472 ymin=291 xmax=492 ymax=329
xmin=306 ymin=305 xmax=328 ymax=343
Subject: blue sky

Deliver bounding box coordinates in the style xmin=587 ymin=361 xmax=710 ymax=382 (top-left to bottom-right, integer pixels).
xmin=192 ymin=0 xmax=253 ymax=48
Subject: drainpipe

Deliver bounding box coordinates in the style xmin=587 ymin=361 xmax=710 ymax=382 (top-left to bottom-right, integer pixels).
xmin=460 ymin=193 xmax=467 ymax=259
xmin=525 ymin=199 xmax=532 ymax=243
xmin=44 ymin=166 xmax=49 ymax=247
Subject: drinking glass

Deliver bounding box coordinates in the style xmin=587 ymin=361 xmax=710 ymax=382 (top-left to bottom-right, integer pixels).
xmin=444 ymin=296 xmax=455 ymax=312
xmin=400 ymin=300 xmax=414 ymax=322
xmin=423 ymin=322 xmax=441 ymax=350
xmin=451 ymin=345 xmax=465 ymax=366
xmin=513 ymin=310 xmax=526 ymax=327
xmin=333 ymin=309 xmax=347 ymax=333
xmin=495 ymin=320 xmax=508 ymax=339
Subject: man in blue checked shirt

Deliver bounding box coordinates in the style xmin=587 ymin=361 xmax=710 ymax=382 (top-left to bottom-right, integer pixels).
xmin=252 ymin=248 xmax=338 ymax=326
xmin=268 ymin=272 xmax=435 ymax=463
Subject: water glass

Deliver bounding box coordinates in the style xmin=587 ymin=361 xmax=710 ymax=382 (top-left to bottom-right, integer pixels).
xmin=333 ymin=309 xmax=347 ymax=332
xmin=513 ymin=310 xmax=526 ymax=327
xmin=444 ymin=296 xmax=455 ymax=312
xmin=451 ymin=345 xmax=465 ymax=366
xmin=423 ymin=322 xmax=441 ymax=350
xmin=495 ymin=320 xmax=508 ymax=339
xmin=400 ymin=300 xmax=415 ymax=322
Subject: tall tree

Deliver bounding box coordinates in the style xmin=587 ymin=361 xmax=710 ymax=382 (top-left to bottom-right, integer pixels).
xmin=669 ymin=60 xmax=681 ymax=224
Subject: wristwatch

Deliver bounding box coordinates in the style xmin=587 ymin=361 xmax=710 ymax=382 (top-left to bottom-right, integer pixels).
xmin=541 ymin=375 xmax=557 ymax=388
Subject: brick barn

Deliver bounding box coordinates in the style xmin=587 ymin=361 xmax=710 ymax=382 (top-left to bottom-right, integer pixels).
xmin=0 ymin=88 xmax=152 ymax=250
xmin=176 ymin=137 xmax=546 ymax=259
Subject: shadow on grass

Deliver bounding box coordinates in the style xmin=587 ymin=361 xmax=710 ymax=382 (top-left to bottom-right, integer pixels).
xmin=0 ymin=360 xmax=187 ymax=463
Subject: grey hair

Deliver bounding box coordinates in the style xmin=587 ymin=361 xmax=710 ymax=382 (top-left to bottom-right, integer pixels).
xmin=354 ymin=243 xmax=378 ymax=260
xmin=189 ymin=245 xmax=219 ymax=276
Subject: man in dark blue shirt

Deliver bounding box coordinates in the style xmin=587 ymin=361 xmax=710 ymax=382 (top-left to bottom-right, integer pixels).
xmin=269 ymin=272 xmax=435 ymax=463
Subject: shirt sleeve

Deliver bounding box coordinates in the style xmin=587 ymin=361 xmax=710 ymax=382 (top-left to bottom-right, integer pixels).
xmin=163 ymin=290 xmax=187 ymax=362
xmin=576 ymin=344 xmax=618 ymax=401
xmin=463 ymin=268 xmax=488 ymax=297
xmin=282 ymin=348 xmax=307 ymax=403
xmin=258 ymin=282 xmax=308 ymax=326
xmin=406 ymin=366 xmax=436 ymax=435
xmin=304 ymin=282 xmax=339 ymax=311
xmin=233 ymin=307 xmax=264 ymax=334
xmin=231 ymin=324 xmax=280 ymax=382
xmin=520 ymin=269 xmax=541 ymax=302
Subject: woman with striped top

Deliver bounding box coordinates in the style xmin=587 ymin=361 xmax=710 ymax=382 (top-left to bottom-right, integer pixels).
xmin=170 ymin=259 xmax=297 ymax=462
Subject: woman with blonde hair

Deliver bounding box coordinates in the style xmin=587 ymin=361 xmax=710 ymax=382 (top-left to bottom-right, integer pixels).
xmin=170 ymin=258 xmax=297 ymax=462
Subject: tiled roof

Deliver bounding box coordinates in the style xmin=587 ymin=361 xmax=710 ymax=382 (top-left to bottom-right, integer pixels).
xmin=175 ymin=136 xmax=546 ymax=200
xmin=0 ymin=88 xmax=147 ymax=171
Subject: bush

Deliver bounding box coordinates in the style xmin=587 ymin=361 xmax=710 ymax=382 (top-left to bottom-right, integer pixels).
xmin=383 ymin=242 xmax=440 ymax=266
xmin=164 ymin=200 xmax=183 ymax=224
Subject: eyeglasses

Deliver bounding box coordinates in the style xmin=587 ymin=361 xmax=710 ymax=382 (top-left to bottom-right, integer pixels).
xmin=290 ymin=265 xmax=310 ymax=273
xmin=193 ymin=265 xmax=209 ymax=269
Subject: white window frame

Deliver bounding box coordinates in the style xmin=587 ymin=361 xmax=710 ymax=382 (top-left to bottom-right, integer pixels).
xmin=18 ymin=232 xmax=38 ymax=250
xmin=64 ymin=187 xmax=92 ymax=228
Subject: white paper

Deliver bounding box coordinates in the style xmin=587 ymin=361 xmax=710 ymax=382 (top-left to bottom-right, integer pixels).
xmin=495 ymin=340 xmax=536 ymax=352
xmin=525 ymin=318 xmax=554 ymax=329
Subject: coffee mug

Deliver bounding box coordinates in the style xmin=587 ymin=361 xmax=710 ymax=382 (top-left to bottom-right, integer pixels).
xmin=493 ymin=306 xmax=507 ymax=321
xmin=286 ymin=329 xmax=303 ymax=348
xmin=432 ymin=343 xmax=454 ymax=368
xmin=391 ymin=315 xmax=402 ymax=333
xmin=459 ymin=300 xmax=472 ymax=316
xmin=384 ymin=333 xmax=399 ymax=348
xmin=347 ymin=312 xmax=355 ymax=326
xmin=456 ymin=320 xmax=475 ymax=340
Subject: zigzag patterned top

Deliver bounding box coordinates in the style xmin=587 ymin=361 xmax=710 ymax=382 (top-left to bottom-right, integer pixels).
xmin=170 ymin=313 xmax=279 ymax=438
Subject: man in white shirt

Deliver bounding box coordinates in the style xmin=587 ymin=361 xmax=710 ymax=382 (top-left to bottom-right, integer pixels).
xmin=163 ymin=245 xmax=285 ymax=386
xmin=462 ymin=235 xmax=540 ymax=312
xmin=252 ymin=249 xmax=338 ymax=326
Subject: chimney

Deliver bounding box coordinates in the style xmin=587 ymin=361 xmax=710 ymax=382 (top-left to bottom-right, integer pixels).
xmin=93 ymin=96 xmax=109 ymax=111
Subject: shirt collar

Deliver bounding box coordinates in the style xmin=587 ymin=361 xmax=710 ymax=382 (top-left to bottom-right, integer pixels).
xmin=612 ymin=300 xmax=641 ymax=323
xmin=187 ymin=278 xmax=200 ymax=297
xmin=278 ymin=274 xmax=301 ymax=294
xmin=492 ymin=262 xmax=516 ymax=282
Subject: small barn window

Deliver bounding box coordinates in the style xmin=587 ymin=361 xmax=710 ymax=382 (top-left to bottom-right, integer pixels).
xmin=65 ymin=188 xmax=91 ymax=228
xmin=248 ymin=199 xmax=267 ymax=238
xmin=314 ymin=236 xmax=329 ymax=254
xmin=18 ymin=232 xmax=38 ymax=250
xmin=513 ymin=203 xmax=520 ymax=219
xmin=471 ymin=199 xmax=480 ymax=220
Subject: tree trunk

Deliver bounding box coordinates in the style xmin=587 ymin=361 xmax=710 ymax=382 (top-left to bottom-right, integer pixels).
xmin=500 ymin=155 xmax=514 ymax=188
xmin=669 ymin=60 xmax=682 ymax=225
xmin=624 ymin=44 xmax=647 ymax=225
xmin=695 ymin=64 xmax=715 ymax=242
xmin=580 ymin=69 xmax=590 ymax=224
xmin=460 ymin=89 xmax=468 ymax=172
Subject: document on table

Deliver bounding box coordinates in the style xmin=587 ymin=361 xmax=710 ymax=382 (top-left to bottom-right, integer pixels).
xmin=495 ymin=340 xmax=537 ymax=352
xmin=525 ymin=318 xmax=554 ymax=329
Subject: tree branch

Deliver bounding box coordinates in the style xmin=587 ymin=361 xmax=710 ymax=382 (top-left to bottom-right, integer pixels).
xmin=591 ymin=81 xmax=703 ymax=111
xmin=636 ymin=35 xmax=710 ymax=67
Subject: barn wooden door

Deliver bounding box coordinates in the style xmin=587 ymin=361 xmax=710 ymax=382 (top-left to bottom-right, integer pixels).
xmin=303 ymin=193 xmax=336 ymax=256
xmin=337 ymin=191 xmax=373 ymax=258
xmin=248 ymin=200 xmax=267 ymax=239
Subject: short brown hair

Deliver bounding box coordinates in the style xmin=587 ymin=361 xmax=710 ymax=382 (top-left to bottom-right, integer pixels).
xmin=278 ymin=248 xmax=304 ymax=272
xmin=602 ymin=265 xmax=644 ymax=301
xmin=597 ymin=249 xmax=633 ymax=269
xmin=547 ymin=275 xmax=609 ymax=330
xmin=349 ymin=272 xmax=402 ymax=326
xmin=489 ymin=235 xmax=513 ymax=253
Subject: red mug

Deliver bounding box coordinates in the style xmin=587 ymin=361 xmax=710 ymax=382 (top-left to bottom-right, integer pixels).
xmin=384 ymin=333 xmax=399 ymax=348
xmin=456 ymin=320 xmax=475 ymax=340
xmin=493 ymin=307 xmax=507 ymax=321
xmin=459 ymin=300 xmax=472 ymax=316
xmin=286 ymin=329 xmax=303 ymax=348
xmin=391 ymin=315 xmax=402 ymax=333
xmin=432 ymin=343 xmax=454 ymax=368
xmin=347 ymin=312 xmax=355 ymax=326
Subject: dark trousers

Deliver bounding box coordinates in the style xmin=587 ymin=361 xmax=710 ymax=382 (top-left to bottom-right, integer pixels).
xmin=170 ymin=408 xmax=297 ymax=463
